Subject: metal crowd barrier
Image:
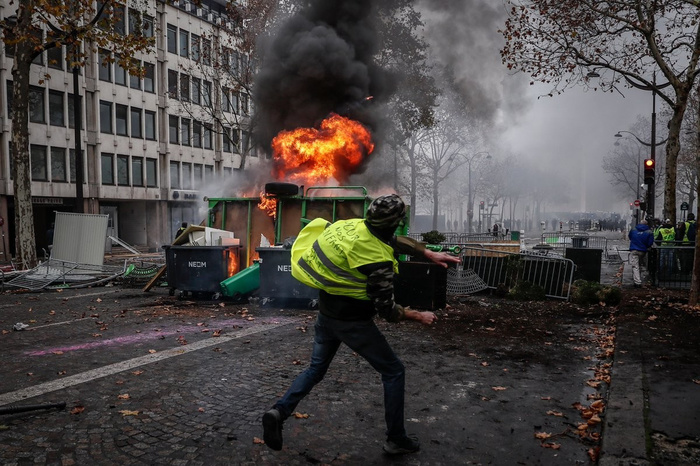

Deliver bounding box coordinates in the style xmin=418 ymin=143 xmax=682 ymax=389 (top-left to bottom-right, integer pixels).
xmin=539 ymin=233 xmax=615 ymax=261
xmin=648 ymin=244 xmax=694 ymax=290
xmin=455 ymin=245 xmax=575 ymax=300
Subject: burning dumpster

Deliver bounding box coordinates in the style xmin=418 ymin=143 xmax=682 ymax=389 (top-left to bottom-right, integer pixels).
xmin=163 ymin=245 xmax=241 ymax=299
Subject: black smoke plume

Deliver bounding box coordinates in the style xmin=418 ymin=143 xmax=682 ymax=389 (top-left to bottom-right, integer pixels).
xmin=253 ymin=0 xmax=387 ymax=152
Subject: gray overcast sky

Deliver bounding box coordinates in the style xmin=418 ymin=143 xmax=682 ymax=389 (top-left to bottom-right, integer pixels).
xmin=501 ymin=83 xmax=654 ymax=214
xmin=418 ymin=0 xmax=656 ymax=218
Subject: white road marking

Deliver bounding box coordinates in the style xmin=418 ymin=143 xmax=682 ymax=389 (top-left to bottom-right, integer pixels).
xmin=0 ymin=319 xmax=297 ymax=406
xmin=26 ymin=317 xmax=94 ymax=330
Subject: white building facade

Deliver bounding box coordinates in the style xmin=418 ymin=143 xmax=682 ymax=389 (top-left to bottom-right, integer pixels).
xmin=0 ymin=0 xmax=259 ymax=257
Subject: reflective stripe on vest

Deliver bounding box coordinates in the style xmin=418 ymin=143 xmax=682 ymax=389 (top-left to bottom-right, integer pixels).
xmin=291 ymin=219 xmax=397 ymax=300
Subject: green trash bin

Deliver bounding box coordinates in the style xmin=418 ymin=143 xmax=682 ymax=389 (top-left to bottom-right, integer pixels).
xmin=511 ymin=230 xmax=521 ymax=241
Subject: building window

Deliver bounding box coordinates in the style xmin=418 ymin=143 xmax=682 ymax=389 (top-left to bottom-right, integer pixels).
xmin=30 ymin=145 xmax=48 ymax=181
xmin=51 ymin=147 xmax=67 ymax=182
xmin=203 ymin=124 xmax=213 ymax=150
xmin=29 ymin=86 xmax=45 ymax=123
xmin=144 ymin=62 xmax=155 ymax=92
xmin=222 ymin=88 xmax=230 ymax=113
xmin=168 ymin=69 xmax=178 ymax=99
xmin=242 ymin=130 xmax=251 ymax=154
xmin=181 ymin=118 xmax=191 ymax=146
xmin=115 ymin=104 xmax=128 ymax=136
xmin=223 ymin=167 xmax=232 ymax=177
xmin=231 ymin=128 xmax=240 ymax=152
xmin=98 ymin=49 xmax=111 ymax=82
xmin=182 ymin=162 xmax=192 ymax=189
xmin=205 ymin=165 xmax=213 ymax=182
xmin=193 ymin=121 xmax=202 ymax=148
xmin=131 ymin=108 xmax=142 ymax=138
xmin=113 ymin=3 xmax=126 ymax=35
xmin=146 ymin=158 xmax=157 ymax=187
xmin=192 ymin=77 xmax=201 ymax=105
xmin=6 ymin=81 xmax=13 ymax=118
xmin=192 ymin=34 xmax=200 ymax=62
xmin=145 ymin=111 xmax=156 ymax=140
xmin=49 ymin=90 xmax=65 ymax=127
xmin=68 ymin=94 xmax=80 ymax=129
xmin=167 ymin=24 xmax=177 ymax=54
xmin=129 ymin=61 xmax=141 ymax=89
xmin=223 ymin=127 xmax=232 ymax=153
xmin=48 ymin=46 xmax=63 ymax=70
xmin=202 ymin=80 xmax=211 ymax=106
xmin=69 ymin=149 xmax=76 ymax=183
xmin=202 ymin=39 xmax=211 ymax=66
xmin=101 ymin=153 xmax=114 ymax=185
xmin=170 ymin=161 xmax=180 ymax=189
xmin=194 ymin=164 xmax=203 ymax=187
xmin=230 ymin=91 xmax=239 ymax=113
xmin=179 ymin=29 xmax=189 ymax=58
xmin=115 ymin=56 xmax=127 ymax=86
xmin=143 ymin=15 xmax=154 ymax=38
xmin=117 ymin=154 xmax=129 ymax=186
xmin=180 ymin=74 xmax=190 ymax=102
xmin=132 ymin=157 xmax=144 ymax=187
xmin=241 ymin=93 xmax=249 ymax=114
xmin=169 ymin=115 xmax=179 ymax=144
xmin=100 ymin=101 xmax=113 ymax=134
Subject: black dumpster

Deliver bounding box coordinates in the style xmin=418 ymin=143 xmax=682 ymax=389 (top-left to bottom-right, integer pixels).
xmin=164 ymin=245 xmax=241 ymax=298
xmin=394 ymin=261 xmax=447 ymax=310
xmin=565 ymin=248 xmax=602 ymax=282
xmin=256 ymin=247 xmax=318 ymax=307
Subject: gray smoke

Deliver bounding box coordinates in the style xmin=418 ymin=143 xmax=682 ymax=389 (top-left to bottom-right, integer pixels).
xmin=253 ymin=0 xmax=387 ymax=151
xmin=416 ymin=0 xmax=531 ymax=130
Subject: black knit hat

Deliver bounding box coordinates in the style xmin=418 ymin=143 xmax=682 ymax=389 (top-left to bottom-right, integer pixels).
xmin=365 ymin=194 xmax=406 ymax=230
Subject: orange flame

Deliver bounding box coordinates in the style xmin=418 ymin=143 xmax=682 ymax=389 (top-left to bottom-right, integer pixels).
xmin=257 ymin=191 xmax=278 ymax=218
xmin=226 ymin=248 xmax=240 ymax=277
xmin=271 ymin=113 xmax=374 ymax=185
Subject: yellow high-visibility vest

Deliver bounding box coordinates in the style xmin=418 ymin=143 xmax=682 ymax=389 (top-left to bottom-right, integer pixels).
xmin=291 ymin=218 xmax=398 ymax=300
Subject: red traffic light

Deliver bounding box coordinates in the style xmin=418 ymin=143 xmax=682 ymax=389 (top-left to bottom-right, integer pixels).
xmin=644 ymin=159 xmax=655 ymax=185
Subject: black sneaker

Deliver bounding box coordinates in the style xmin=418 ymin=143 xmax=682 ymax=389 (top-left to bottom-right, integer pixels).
xmin=383 ymin=435 xmax=420 ymax=455
xmin=262 ymin=409 xmax=283 ymax=451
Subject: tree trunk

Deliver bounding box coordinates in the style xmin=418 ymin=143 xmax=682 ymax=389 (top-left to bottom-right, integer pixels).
xmin=664 ymin=88 xmax=690 ymax=223
xmin=431 ymin=172 xmax=438 ymax=230
xmin=10 ymin=7 xmax=38 ymax=270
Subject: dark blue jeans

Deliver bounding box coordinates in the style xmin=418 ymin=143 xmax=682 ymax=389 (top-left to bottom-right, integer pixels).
xmin=273 ymin=313 xmax=407 ymax=439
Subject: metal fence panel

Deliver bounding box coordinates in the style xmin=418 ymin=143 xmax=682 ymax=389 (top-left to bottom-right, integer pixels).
xmin=458 ymin=246 xmax=575 ymax=300
xmin=648 ymin=245 xmax=694 ymax=290
xmin=53 ymin=212 xmax=109 ymax=266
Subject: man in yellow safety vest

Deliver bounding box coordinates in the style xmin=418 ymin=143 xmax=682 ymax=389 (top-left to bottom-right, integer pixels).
xmin=262 ymin=194 xmax=460 ymax=455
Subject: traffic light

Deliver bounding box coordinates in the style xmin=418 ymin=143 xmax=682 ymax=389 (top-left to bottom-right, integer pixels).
xmin=644 ymin=159 xmax=655 ymax=185
xmin=639 ymin=201 xmax=647 ymax=212
xmin=479 ymin=201 xmax=485 ymax=210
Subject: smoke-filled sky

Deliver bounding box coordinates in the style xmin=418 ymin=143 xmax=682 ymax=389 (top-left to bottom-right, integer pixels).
xmin=417 ymin=0 xmax=653 ymax=217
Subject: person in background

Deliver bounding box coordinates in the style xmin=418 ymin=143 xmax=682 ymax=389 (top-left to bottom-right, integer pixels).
xmin=680 ymin=213 xmax=697 ymax=272
xmin=261 ymin=194 xmax=460 ymax=455
xmin=684 ymin=213 xmax=697 ymax=243
xmin=174 ymin=222 xmax=187 ymax=241
xmin=628 ymin=219 xmax=655 ymax=288
xmin=656 ymin=219 xmax=676 ymax=277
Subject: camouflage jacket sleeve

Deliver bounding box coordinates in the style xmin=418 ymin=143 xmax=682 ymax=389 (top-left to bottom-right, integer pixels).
xmin=391 ymin=235 xmax=427 ymax=257
xmin=358 ymin=262 xmax=405 ymax=323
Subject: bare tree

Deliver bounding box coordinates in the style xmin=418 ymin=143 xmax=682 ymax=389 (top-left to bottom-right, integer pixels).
xmin=502 ymin=0 xmax=700 ymax=223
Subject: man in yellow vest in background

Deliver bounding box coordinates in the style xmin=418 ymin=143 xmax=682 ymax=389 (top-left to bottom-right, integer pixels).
xmin=262 ymin=194 xmax=460 ymax=455
xmin=656 ymin=218 xmax=676 ymax=277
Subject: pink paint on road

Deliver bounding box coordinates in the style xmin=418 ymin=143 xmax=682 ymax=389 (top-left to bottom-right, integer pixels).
xmin=25 ymin=317 xmax=296 ymax=356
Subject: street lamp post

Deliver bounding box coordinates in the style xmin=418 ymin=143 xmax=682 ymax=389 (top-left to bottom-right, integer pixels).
xmin=466 ymin=151 xmax=490 ymax=233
